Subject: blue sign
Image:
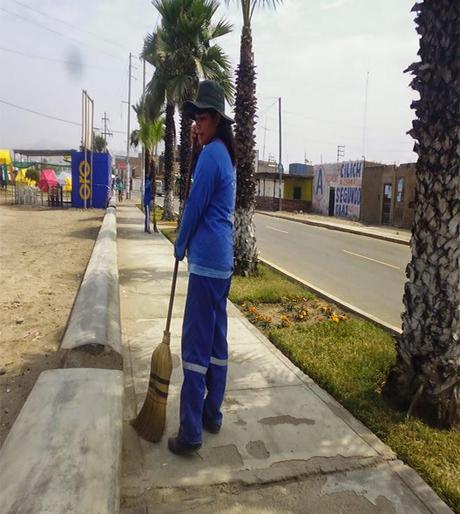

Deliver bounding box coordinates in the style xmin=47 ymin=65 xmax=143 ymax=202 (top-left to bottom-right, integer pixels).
xmin=315 ymin=167 xmax=324 ymax=195
xmin=71 ymin=151 xmax=112 ymax=209
xmin=340 ymin=161 xmax=362 ymax=178
xmin=335 ymin=186 xmax=361 ymax=217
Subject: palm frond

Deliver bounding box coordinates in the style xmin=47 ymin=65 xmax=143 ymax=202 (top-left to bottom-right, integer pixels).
xmin=208 ymin=18 xmax=233 ymax=40
xmin=145 ymin=72 xmax=167 ymax=117
xmin=249 ymin=0 xmax=282 ymax=22
xmin=224 ymin=0 xmax=281 ymax=26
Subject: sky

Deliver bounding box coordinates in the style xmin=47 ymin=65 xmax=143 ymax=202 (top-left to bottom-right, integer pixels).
xmin=0 ymin=0 xmax=419 ymax=166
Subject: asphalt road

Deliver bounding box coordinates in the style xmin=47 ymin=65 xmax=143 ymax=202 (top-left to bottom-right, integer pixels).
xmin=254 ymin=213 xmax=411 ymax=328
xmin=156 ymin=195 xmax=410 ymax=327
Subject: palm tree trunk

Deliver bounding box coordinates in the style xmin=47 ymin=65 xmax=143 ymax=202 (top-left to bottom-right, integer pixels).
xmin=147 ymin=148 xmax=159 ymax=233
xmin=383 ymin=0 xmax=460 ymax=428
xmin=233 ymin=25 xmax=258 ymax=276
xmin=178 ymin=108 xmax=192 ymax=226
xmin=163 ymin=102 xmax=176 ymax=220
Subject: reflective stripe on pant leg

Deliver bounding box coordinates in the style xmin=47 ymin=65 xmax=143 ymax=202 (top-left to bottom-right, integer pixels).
xmin=179 ymin=274 xmax=216 ymax=445
xmin=144 ymin=204 xmax=150 ymax=231
xmin=204 ymin=276 xmax=231 ymax=428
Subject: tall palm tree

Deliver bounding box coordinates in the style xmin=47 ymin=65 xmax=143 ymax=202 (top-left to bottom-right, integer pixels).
xmin=131 ymin=100 xmax=165 ymax=232
xmin=142 ymin=30 xmax=177 ymax=221
xmin=383 ymin=1 xmax=459 ymax=428
xmin=225 ymin=0 xmax=282 ymax=276
xmin=143 ymin=0 xmax=233 ymax=221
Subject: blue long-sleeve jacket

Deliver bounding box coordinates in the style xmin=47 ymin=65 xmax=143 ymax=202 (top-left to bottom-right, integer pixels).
xmin=175 ymin=139 xmax=236 ymax=274
xmin=144 ymin=178 xmax=152 ymax=206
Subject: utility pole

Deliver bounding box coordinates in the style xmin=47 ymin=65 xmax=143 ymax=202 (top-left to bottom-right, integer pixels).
xmin=262 ymin=123 xmax=268 ymax=161
xmin=101 ymin=112 xmax=112 ymax=152
xmin=362 ymin=71 xmax=370 ymax=159
xmin=141 ymin=57 xmax=146 ymax=206
xmin=126 ymin=52 xmax=132 ymax=198
xmin=278 ymin=97 xmax=283 ymax=211
xmin=337 ymin=144 xmax=345 ymax=163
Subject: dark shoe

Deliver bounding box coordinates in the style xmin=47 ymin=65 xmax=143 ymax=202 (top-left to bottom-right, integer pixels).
xmin=203 ymin=420 xmax=221 ymax=434
xmin=168 ymin=436 xmax=201 ymax=455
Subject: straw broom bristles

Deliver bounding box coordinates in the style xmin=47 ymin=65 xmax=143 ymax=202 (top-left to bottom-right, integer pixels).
xmin=132 ymin=259 xmax=179 ymax=442
xmin=131 ymin=331 xmax=172 ymax=442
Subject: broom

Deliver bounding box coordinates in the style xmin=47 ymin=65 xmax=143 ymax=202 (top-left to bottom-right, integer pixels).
xmin=131 ymin=128 xmax=197 ymax=442
xmin=131 ymin=258 xmax=179 ymax=442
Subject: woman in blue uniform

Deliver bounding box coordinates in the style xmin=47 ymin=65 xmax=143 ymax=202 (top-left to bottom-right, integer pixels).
xmin=169 ymin=80 xmax=236 ymax=455
xmin=144 ymin=172 xmax=153 ymax=233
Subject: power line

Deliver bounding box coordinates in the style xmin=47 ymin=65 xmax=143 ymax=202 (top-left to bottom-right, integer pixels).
xmin=0 ymin=6 xmax=123 ymax=61
xmin=0 ymin=45 xmax=124 ymax=72
xmin=0 ymin=98 xmax=81 ymax=127
xmin=11 ymin=0 xmax=126 ymax=50
xmin=264 ymin=113 xmax=411 ymax=146
xmin=0 ymin=98 xmax=125 ymax=134
xmin=258 ymin=99 xmax=278 ymax=118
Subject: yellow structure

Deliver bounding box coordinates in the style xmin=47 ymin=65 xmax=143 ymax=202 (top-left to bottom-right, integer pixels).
xmin=283 ymin=176 xmax=313 ymax=202
xmin=14 ymin=168 xmax=37 ymax=187
xmin=0 ymin=149 xmax=12 ymax=167
xmin=0 ymin=149 xmax=13 ymax=182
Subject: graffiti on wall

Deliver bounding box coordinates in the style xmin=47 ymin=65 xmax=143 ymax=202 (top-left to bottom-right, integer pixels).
xmin=313 ymin=160 xmax=363 ymax=219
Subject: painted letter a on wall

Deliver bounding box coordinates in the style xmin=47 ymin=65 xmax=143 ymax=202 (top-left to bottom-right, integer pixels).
xmin=315 ymin=167 xmax=324 ymax=195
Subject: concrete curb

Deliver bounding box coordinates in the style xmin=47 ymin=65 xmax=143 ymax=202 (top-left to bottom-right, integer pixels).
xmin=260 ymin=258 xmax=402 ymax=336
xmin=257 ymin=210 xmax=411 ymax=246
xmin=62 ymin=201 xmax=122 ymax=362
xmin=0 ymin=368 xmax=123 ymax=514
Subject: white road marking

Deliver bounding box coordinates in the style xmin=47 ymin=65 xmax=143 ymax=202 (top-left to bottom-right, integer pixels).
xmin=266 ymin=225 xmax=289 ymax=234
xmin=342 ymin=249 xmax=401 ymax=270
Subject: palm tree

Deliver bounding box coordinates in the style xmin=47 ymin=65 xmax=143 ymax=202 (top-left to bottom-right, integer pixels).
xmin=383 ymin=1 xmax=459 ymax=428
xmin=142 ymin=30 xmax=177 ymax=221
xmin=225 ymin=0 xmax=282 ymax=276
xmin=143 ymin=0 xmax=233 ymax=221
xmin=92 ymin=134 xmax=107 ymax=153
xmin=131 ymin=100 xmax=165 ymax=232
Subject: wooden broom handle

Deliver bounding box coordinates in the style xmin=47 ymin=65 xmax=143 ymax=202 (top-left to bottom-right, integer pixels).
xmin=165 ymin=134 xmax=198 ymax=336
xmin=165 ymin=258 xmax=179 ymax=335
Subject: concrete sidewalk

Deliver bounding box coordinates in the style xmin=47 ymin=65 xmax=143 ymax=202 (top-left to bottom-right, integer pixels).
xmin=258 ymin=210 xmax=411 ymax=245
xmin=117 ymin=204 xmax=450 ymax=514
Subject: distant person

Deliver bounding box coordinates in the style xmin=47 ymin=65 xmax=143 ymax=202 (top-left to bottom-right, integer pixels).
xmin=144 ymin=172 xmax=153 ymax=233
xmin=116 ymin=178 xmax=124 ymax=202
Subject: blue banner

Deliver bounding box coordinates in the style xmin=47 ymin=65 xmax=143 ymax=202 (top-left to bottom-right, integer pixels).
xmin=71 ymin=151 xmax=112 ymax=209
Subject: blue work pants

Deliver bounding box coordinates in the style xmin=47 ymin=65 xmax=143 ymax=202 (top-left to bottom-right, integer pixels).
xmin=178 ymin=273 xmax=231 ymax=445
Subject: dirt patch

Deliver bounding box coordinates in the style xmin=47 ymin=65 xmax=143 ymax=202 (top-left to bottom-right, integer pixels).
xmin=0 ymin=205 xmax=103 ymax=447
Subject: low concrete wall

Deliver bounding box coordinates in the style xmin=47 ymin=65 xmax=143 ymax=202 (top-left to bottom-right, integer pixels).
xmin=0 ymin=368 xmax=123 ymax=514
xmin=256 ymin=196 xmax=312 ymax=212
xmin=61 ymin=201 xmax=122 ymax=365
